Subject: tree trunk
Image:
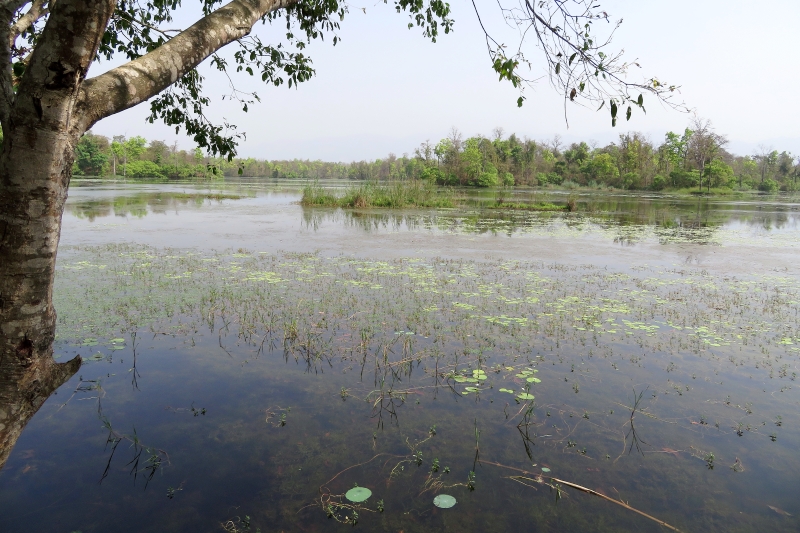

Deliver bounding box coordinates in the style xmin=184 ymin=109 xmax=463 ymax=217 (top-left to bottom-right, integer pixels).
xmin=0 ymin=123 xmax=84 ymax=469
xmin=698 ymin=161 xmax=703 ymax=192
xmin=0 ymin=0 xmax=115 ymax=468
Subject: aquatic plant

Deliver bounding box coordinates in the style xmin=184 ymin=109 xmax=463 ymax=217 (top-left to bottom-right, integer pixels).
xmin=345 ymin=486 xmax=372 ymax=503
xmin=433 ymin=494 xmax=457 ymax=508
xmin=301 ymin=180 xmax=456 ymax=209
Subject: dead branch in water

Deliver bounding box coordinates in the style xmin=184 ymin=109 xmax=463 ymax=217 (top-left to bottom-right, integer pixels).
xmin=482 ymin=460 xmax=685 ymax=533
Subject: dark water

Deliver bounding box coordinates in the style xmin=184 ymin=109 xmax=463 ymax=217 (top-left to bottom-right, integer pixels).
xmin=1 ymin=179 xmax=799 ymax=533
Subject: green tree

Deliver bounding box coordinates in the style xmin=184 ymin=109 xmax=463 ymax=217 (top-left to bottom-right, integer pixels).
xmin=755 ymin=147 xmax=778 ymax=185
xmin=662 ymin=129 xmax=692 ymax=184
xmin=777 ymin=151 xmax=794 ymax=181
xmin=738 ymin=157 xmax=759 ymax=188
xmin=582 ymin=153 xmax=620 ymax=184
xmin=687 ymin=117 xmax=727 ymax=192
xmin=126 ymin=159 xmax=167 ymax=179
xmin=704 ymin=159 xmax=734 ymax=189
xmin=74 ymin=131 xmax=109 ymax=176
xmin=462 ymin=138 xmax=484 ymax=186
xmin=146 ymin=140 xmax=170 ymax=165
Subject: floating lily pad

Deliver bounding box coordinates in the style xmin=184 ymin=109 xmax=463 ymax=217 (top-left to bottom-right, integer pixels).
xmin=109 ymin=338 xmax=125 ymax=343
xmin=498 ymin=388 xmax=515 ymax=394
xmin=526 ymin=377 xmax=541 ymax=383
xmin=541 ymin=467 xmax=551 ymax=473
xmin=83 ymin=352 xmax=105 ymax=362
xmin=517 ymin=393 xmax=534 ymax=400
xmin=433 ymin=494 xmax=457 ymax=508
xmin=345 ymin=487 xmax=372 ymax=503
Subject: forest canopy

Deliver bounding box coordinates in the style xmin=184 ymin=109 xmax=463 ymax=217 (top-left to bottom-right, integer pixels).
xmin=76 ymin=124 xmax=798 ymax=193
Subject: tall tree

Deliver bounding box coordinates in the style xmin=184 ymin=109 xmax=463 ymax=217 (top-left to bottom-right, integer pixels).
xmin=687 ymin=117 xmax=727 ymax=192
xmin=754 ymin=146 xmax=778 ymax=185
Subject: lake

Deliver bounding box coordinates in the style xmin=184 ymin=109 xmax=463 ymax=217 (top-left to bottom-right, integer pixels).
xmin=1 ymin=179 xmax=798 ymax=533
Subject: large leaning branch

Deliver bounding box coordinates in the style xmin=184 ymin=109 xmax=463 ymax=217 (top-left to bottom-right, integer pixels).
xmin=76 ymin=0 xmax=298 ymax=132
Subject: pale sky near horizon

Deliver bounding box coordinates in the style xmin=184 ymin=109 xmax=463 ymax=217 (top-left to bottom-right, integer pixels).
xmin=90 ymin=0 xmax=800 ymax=162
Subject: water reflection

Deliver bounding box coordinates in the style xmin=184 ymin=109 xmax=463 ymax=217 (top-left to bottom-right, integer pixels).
xmin=0 ymin=355 xmax=80 ymax=470
xmin=301 ymin=204 xmax=743 ymax=246
xmin=66 ymin=190 xmax=248 ymax=221
xmin=61 ymin=180 xmax=800 ymax=253
xmin=328 ymin=189 xmax=791 ymax=243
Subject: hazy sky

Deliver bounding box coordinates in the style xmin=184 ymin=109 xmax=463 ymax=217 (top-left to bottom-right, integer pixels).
xmin=91 ymin=0 xmax=800 ymax=161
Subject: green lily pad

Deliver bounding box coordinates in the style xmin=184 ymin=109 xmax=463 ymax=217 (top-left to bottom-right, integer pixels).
xmin=541 ymin=467 xmax=551 ymax=473
xmin=526 ymin=377 xmax=541 ymax=383
xmin=345 ymin=486 xmax=372 ymax=503
xmin=517 ymin=393 xmax=534 ymax=400
xmin=433 ymin=494 xmax=457 ymax=509
xmin=453 ymin=376 xmax=468 ymax=383
xmin=109 ymin=338 xmax=125 ymax=343
xmin=498 ymin=388 xmax=515 ymax=394
xmin=464 ymin=386 xmax=480 ymax=392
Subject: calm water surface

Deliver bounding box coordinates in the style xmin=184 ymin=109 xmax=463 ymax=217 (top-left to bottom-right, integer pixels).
xmin=1 ymin=179 xmax=798 ymax=533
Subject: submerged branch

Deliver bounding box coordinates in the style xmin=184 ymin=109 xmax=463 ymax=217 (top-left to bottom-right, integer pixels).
xmin=482 ymin=460 xmax=685 ymax=533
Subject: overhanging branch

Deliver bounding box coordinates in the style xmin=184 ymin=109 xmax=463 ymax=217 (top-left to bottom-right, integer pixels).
xmin=77 ymin=0 xmax=298 ymax=131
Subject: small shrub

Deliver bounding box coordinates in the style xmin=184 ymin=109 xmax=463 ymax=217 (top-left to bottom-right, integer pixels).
xmin=758 ymin=179 xmax=779 ymax=192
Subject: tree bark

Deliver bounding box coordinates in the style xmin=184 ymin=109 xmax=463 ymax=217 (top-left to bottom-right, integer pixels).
xmin=0 ymin=0 xmax=115 ymax=468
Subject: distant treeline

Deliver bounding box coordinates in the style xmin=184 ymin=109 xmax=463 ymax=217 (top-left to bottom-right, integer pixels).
xmin=72 ymin=133 xmax=220 ymax=180
xmin=75 ymin=123 xmax=799 ymax=192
